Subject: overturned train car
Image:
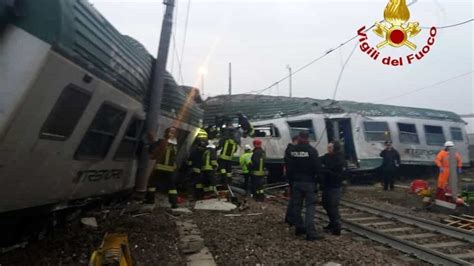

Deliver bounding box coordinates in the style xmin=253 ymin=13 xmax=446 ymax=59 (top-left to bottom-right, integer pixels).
xmin=202 ymin=94 xmax=470 ymax=180
xmin=0 ymin=0 xmax=203 ymax=244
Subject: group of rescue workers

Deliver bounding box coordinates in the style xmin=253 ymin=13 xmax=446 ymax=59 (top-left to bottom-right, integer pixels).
xmin=143 ymin=115 xmax=463 ymax=241
xmin=378 ymin=139 xmax=463 ymax=202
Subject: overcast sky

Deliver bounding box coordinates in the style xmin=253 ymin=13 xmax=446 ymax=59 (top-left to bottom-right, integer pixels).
xmin=90 ymin=0 xmax=473 ymax=115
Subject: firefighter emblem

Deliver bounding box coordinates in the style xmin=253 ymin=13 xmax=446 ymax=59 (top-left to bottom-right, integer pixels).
xmin=373 ymin=0 xmax=422 ymax=50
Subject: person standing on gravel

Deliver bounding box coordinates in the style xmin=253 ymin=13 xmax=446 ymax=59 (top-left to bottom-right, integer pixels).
xmin=379 ymin=140 xmax=400 ymax=191
xmin=239 ymin=144 xmax=253 ymax=195
xmin=320 ymin=141 xmax=346 ymax=236
xmin=284 ymin=135 xmax=299 ymax=226
xmin=287 ymin=131 xmax=324 ymax=241
xmin=146 ymin=127 xmax=179 ymax=208
xmin=250 ymin=139 xmax=266 ymax=202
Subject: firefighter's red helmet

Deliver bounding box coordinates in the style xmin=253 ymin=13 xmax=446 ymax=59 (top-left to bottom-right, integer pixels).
xmin=253 ymin=139 xmax=262 ymax=148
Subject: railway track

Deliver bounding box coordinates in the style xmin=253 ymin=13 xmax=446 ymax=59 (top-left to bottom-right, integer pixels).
xmin=266 ymin=191 xmax=474 ymax=265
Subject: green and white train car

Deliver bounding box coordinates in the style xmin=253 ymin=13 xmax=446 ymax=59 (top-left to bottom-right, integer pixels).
xmin=0 ymin=0 xmax=202 ymax=244
xmin=202 ymin=95 xmax=470 ymax=180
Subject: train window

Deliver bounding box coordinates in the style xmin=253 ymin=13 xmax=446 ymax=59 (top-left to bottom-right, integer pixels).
xmin=363 ymin=121 xmax=391 ymax=142
xmin=114 ymin=118 xmax=144 ymax=160
xmin=450 ymin=127 xmax=464 ymax=141
xmin=254 ymin=124 xmax=280 ymax=138
xmin=397 ymin=123 xmax=419 ymax=144
xmin=75 ymin=103 xmax=126 ymax=160
xmin=287 ymin=120 xmax=316 ymax=140
xmin=40 ymin=85 xmax=91 ymax=141
xmin=424 ymin=125 xmax=446 ymax=146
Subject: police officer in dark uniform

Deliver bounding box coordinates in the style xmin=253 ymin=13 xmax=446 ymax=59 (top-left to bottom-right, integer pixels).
xmin=287 ymin=131 xmax=324 ymax=241
xmin=284 ymin=135 xmax=299 ymax=226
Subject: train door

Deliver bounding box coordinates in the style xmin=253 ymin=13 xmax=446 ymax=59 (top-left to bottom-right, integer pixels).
xmin=325 ymin=118 xmax=358 ymax=168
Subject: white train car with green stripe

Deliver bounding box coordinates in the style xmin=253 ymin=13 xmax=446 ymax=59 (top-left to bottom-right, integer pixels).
xmin=0 ymin=0 xmax=202 ymax=245
xmin=202 ymin=95 xmax=470 ymax=181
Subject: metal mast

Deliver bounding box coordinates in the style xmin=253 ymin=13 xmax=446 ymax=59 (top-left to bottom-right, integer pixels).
xmin=229 ymin=62 xmax=232 ymax=95
xmin=287 ymin=65 xmax=292 ymax=97
xmin=136 ymin=0 xmax=175 ymax=192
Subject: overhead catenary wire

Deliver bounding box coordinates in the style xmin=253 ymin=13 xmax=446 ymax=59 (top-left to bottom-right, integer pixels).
xmin=248 ymin=15 xmax=472 ymax=96
xmin=179 ymin=0 xmax=191 ymax=81
xmin=377 ymin=71 xmax=474 ymax=103
xmin=421 ymin=18 xmax=473 ymax=29
xmin=169 ymin=0 xmax=179 ymax=75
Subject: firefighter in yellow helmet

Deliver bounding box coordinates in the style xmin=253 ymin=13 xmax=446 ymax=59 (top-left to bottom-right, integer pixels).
xmin=201 ymin=141 xmax=219 ymax=198
xmin=146 ymin=127 xmax=179 ymax=208
xmin=187 ymin=129 xmax=208 ymax=200
xmin=217 ymin=122 xmax=239 ymax=186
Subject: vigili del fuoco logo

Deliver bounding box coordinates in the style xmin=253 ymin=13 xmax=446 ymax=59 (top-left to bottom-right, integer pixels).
xmin=357 ymin=0 xmax=437 ymax=66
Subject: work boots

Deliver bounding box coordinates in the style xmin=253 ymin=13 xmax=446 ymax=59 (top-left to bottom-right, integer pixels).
xmin=169 ymin=195 xmax=178 ymax=209
xmin=306 ymin=234 xmax=325 ymax=241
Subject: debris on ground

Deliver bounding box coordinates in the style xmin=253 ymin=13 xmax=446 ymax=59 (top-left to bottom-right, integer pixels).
xmin=81 ymin=217 xmax=98 ymax=229
xmin=194 ymin=198 xmax=237 ymax=211
xmin=176 ymin=220 xmax=216 ymax=265
xmin=191 ymin=197 xmax=419 ymax=265
xmin=0 ymin=201 xmax=185 ymax=265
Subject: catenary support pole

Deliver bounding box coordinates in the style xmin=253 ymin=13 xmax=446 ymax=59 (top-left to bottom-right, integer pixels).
xmin=448 ymin=147 xmax=459 ymax=199
xmin=135 ymin=0 xmax=175 ymax=192
xmin=229 ymin=62 xmax=232 ymax=95
xmin=287 ymin=65 xmax=292 ymax=97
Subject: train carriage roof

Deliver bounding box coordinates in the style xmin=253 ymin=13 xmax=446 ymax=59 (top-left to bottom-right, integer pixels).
xmin=201 ymin=94 xmax=464 ymax=124
xmin=6 ymin=0 xmax=202 ymax=126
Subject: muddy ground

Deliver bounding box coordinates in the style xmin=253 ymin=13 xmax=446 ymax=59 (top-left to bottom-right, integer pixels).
xmin=192 ymin=198 xmax=421 ymax=265
xmin=344 ymin=167 xmax=474 ymax=221
xmin=0 ymin=203 xmax=184 ymax=266
xmin=1 ymin=196 xmax=424 ymax=266
xmin=2 ymin=168 xmax=473 ymax=265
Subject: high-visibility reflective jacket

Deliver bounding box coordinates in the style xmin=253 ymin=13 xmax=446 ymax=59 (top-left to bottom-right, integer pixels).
xmin=239 ymin=151 xmax=253 ymax=174
xmin=219 ymin=138 xmax=238 ymax=161
xmin=434 ymin=149 xmax=462 ymax=189
xmin=250 ymin=148 xmax=265 ymax=176
xmin=187 ymin=146 xmax=206 ymax=173
xmin=202 ymin=147 xmax=218 ymax=171
xmin=150 ymin=139 xmax=177 ymax=172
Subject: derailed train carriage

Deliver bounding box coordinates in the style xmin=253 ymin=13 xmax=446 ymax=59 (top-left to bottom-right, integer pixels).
xmin=0 ymin=0 xmax=203 ymax=244
xmin=202 ymin=95 xmax=470 ymax=181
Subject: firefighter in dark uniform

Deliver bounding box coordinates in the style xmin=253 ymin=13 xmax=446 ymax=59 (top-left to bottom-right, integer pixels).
xmin=146 ymin=127 xmax=179 ymax=208
xmin=217 ymin=124 xmax=238 ymax=185
xmin=250 ymin=139 xmax=266 ymax=202
xmin=202 ymin=142 xmax=219 ymax=198
xmin=237 ymin=112 xmax=254 ymax=138
xmin=287 ymin=131 xmax=324 ymax=241
xmin=187 ymin=130 xmax=208 ymax=199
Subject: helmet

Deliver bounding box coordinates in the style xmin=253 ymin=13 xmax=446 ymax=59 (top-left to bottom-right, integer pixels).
xmin=244 ymin=144 xmax=252 ymax=151
xmin=444 ymin=141 xmax=454 ymax=147
xmin=253 ymin=139 xmax=262 ymax=148
xmin=196 ymin=128 xmax=208 ymax=140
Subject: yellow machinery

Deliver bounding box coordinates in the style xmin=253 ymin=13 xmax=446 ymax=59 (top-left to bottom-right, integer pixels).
xmin=89 ymin=233 xmax=132 ymax=266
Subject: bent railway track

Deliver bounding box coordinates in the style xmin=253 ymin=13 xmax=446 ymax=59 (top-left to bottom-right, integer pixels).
xmin=266 ymin=191 xmax=474 ymax=265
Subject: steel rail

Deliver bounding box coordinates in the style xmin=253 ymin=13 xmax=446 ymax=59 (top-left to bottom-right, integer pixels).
xmin=266 ymin=193 xmax=472 ymax=265
xmin=340 ymin=199 xmax=474 ymax=243
xmin=333 ymin=211 xmax=471 ymax=266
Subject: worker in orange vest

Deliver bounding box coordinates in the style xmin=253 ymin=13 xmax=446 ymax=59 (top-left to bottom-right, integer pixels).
xmin=434 ymin=141 xmax=462 ymax=200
